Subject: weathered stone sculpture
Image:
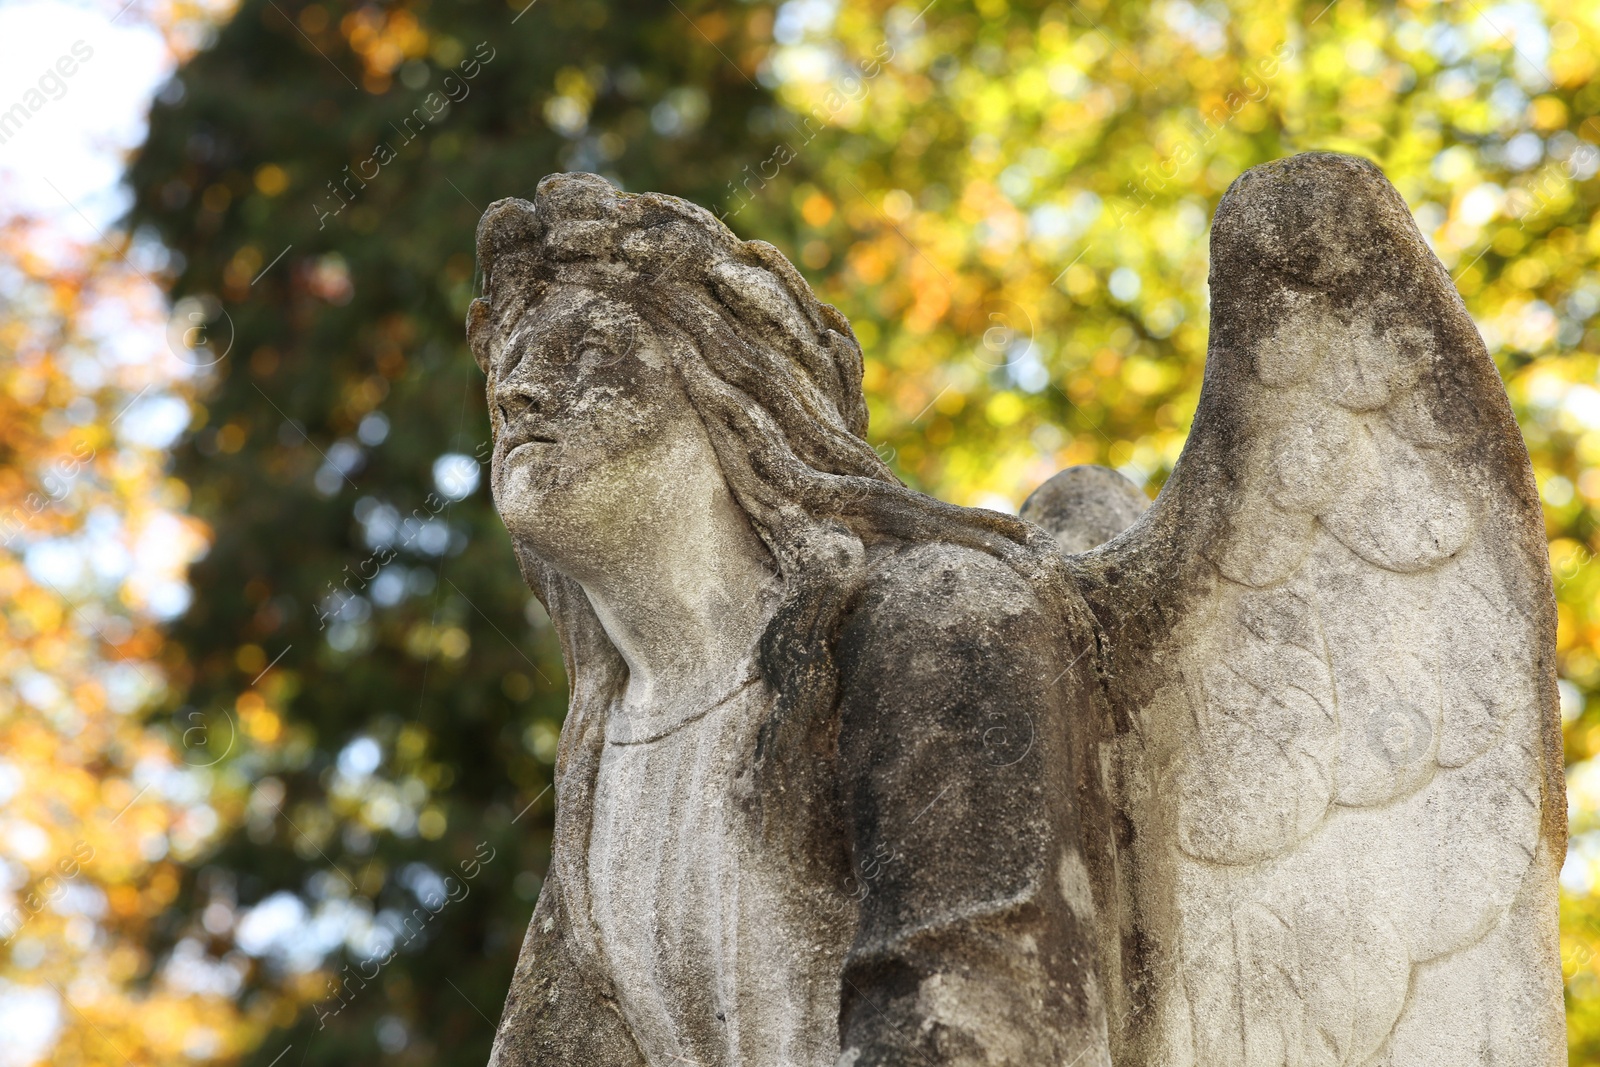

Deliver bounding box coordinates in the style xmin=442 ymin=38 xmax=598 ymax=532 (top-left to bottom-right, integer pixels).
xmin=467 ymin=153 xmax=1566 ymax=1066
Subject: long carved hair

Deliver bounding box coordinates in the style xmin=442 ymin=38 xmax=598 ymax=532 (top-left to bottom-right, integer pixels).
xmin=466 ymin=172 xmax=1073 ymax=973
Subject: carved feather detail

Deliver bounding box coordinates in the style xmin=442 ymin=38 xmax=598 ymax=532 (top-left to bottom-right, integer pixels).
xmin=1052 ymin=153 xmax=1564 ymax=1066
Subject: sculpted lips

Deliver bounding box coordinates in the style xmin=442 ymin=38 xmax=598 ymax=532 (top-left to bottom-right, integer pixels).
xmin=503 ymin=428 xmax=557 ymax=462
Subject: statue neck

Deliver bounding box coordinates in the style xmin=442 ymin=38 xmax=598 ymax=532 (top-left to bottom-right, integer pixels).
xmin=567 ymin=478 xmax=780 ymax=716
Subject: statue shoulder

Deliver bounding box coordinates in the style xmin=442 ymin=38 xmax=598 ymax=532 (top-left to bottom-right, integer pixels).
xmin=836 ymin=540 xmax=1088 ymax=706
xmin=830 ymin=539 xmax=1114 ymax=1067
xmin=850 ymin=540 xmax=1057 ymax=634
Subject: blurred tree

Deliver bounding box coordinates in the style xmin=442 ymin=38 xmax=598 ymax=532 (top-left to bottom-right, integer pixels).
xmin=118 ymin=0 xmax=1600 ymax=1062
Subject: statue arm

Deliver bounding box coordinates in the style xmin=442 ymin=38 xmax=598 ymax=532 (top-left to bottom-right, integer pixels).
xmin=833 ymin=543 xmax=1110 ymax=1066
xmin=488 ymin=869 xmax=646 ymax=1067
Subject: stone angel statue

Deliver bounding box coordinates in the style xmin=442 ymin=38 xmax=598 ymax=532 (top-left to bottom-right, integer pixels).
xmin=465 ymin=153 xmax=1565 ymax=1067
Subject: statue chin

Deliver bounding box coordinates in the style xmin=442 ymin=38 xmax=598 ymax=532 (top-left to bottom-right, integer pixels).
xmin=466 ymin=159 xmax=1568 ymax=1067
xmin=489 ymin=448 xmax=562 ymax=534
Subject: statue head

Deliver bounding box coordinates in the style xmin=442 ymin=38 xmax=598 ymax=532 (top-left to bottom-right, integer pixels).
xmin=467 ymin=172 xmax=896 ymax=592
xmin=466 ymin=172 xmax=1065 ymax=787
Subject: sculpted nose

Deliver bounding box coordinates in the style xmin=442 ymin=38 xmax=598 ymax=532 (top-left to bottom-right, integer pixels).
xmin=494 ymin=384 xmax=541 ymax=427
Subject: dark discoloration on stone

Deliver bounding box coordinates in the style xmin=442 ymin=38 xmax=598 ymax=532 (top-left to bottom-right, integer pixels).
xmin=834 ymin=542 xmax=1107 ymax=1064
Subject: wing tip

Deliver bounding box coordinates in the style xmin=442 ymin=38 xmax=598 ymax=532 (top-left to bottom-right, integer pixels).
xmin=1021 ymin=465 xmax=1151 ymax=555
xmin=1211 ymin=151 xmax=1429 ymax=294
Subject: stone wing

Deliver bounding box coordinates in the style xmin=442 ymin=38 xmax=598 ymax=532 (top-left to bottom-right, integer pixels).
xmin=1048 ymin=154 xmax=1566 ymax=1065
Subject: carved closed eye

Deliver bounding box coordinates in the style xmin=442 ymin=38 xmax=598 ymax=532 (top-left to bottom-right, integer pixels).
xmin=578 ymin=320 xmax=637 ymax=366
xmin=496 ymin=336 xmax=534 ymax=378
xmin=576 ymin=328 xmax=611 ymax=364
xmin=502 ymin=334 xmax=573 ymax=376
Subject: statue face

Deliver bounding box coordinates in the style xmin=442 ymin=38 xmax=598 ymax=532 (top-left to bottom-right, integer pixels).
xmin=486 ymin=284 xmax=715 ymax=577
